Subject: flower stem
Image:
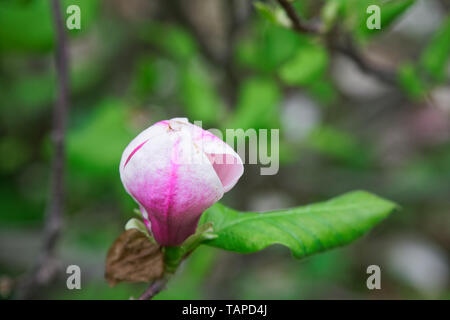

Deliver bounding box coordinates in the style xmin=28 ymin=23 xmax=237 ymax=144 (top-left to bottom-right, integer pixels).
xmin=138 ymin=274 xmax=170 ymax=300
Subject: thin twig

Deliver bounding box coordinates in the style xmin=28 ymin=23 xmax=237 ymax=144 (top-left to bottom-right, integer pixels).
xmin=15 ymin=0 xmax=69 ymax=299
xmin=277 ymin=0 xmax=319 ymax=33
xmin=223 ymin=0 xmax=251 ymax=105
xmin=138 ymin=277 xmax=169 ymax=300
xmin=165 ymin=0 xmax=224 ymax=65
xmin=331 ymin=36 xmax=397 ymax=85
xmin=276 ymin=0 xmax=397 ymax=86
xmin=161 ymin=0 xmax=250 ymax=107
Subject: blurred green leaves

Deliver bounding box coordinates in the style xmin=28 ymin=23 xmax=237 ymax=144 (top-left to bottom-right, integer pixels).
xmin=321 ymin=0 xmax=343 ymax=32
xmin=397 ymin=62 xmax=427 ymax=100
xmin=138 ymin=22 xmax=224 ymax=124
xmin=235 ymin=22 xmax=305 ymax=72
xmin=179 ymin=59 xmax=225 ymax=124
xmin=139 ymin=22 xmax=197 ymax=62
xmin=395 ymin=17 xmax=450 ymax=99
xmin=201 ymin=191 xmax=397 ymax=259
xmin=0 ymin=137 xmax=31 ymax=174
xmin=254 ymin=1 xmax=291 ymax=28
xmin=278 ymin=44 xmax=329 ymax=86
xmin=0 ymin=0 xmax=99 ymax=53
xmin=228 ymin=77 xmax=281 ymax=130
xmin=2 ymin=59 xmax=106 ymax=114
xmin=67 ymin=99 xmax=135 ymax=176
xmin=343 ymin=0 xmax=416 ymax=39
xmin=420 ymin=17 xmax=450 ymax=83
xmin=307 ymin=125 xmax=372 ymax=168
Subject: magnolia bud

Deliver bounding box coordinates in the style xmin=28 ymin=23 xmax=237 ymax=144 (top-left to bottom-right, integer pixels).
xmin=120 ymin=118 xmax=244 ymax=246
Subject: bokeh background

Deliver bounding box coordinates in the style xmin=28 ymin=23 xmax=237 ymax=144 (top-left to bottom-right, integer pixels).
xmin=0 ymin=0 xmax=449 ymax=299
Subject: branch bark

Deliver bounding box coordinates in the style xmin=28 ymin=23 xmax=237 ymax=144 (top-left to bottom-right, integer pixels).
xmin=165 ymin=0 xmax=224 ymax=66
xmin=277 ymin=0 xmax=319 ymax=34
xmin=15 ymin=0 xmax=69 ymax=299
xmin=161 ymin=0 xmax=251 ymax=107
xmin=331 ymin=36 xmax=397 ymax=86
xmin=138 ymin=276 xmax=169 ymax=300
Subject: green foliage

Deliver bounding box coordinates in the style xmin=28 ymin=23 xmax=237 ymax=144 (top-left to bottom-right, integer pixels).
xmin=306 ymin=78 xmax=338 ymax=105
xmin=420 ymin=17 xmax=450 ymax=83
xmin=67 ymin=99 xmax=135 ymax=176
xmin=0 ymin=185 xmax=44 ymax=225
xmin=2 ymin=57 xmax=106 ymax=114
xmin=361 ymin=0 xmax=415 ymax=37
xmin=200 ymin=191 xmax=397 ymax=259
xmin=321 ymin=0 xmax=344 ymax=31
xmin=254 ymin=1 xmax=291 ymax=28
xmin=397 ymin=62 xmax=427 ymax=100
xmin=129 ymin=56 xmax=159 ymax=99
xmin=278 ymin=44 xmax=329 ymax=86
xmin=139 ymin=23 xmax=197 ymax=62
xmin=235 ymin=22 xmax=306 ymax=72
xmin=307 ymin=125 xmax=371 ymax=168
xmin=0 ymin=0 xmax=99 ymax=53
xmin=338 ymin=0 xmax=415 ymax=40
xmin=227 ymin=77 xmax=281 ymax=130
xmin=179 ymin=59 xmax=225 ymax=125
xmin=254 ymin=2 xmax=278 ymax=25
xmin=0 ymin=137 xmax=31 ymax=173
xmin=138 ymin=22 xmax=225 ymax=124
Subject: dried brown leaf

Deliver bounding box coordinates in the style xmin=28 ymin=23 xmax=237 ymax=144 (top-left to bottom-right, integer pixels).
xmin=105 ymin=229 xmax=164 ymax=287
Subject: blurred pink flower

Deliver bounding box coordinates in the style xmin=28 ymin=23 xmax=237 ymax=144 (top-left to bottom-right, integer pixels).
xmin=120 ymin=118 xmax=243 ymax=246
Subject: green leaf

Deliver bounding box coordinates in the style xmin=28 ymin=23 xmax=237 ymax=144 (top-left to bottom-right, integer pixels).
xmin=125 ymin=218 xmax=152 ymax=239
xmin=139 ymin=22 xmax=197 ymax=62
xmin=307 ymin=125 xmax=371 ymax=168
xmin=67 ymin=99 xmax=135 ymax=176
xmin=227 ymin=77 xmax=281 ymax=130
xmin=321 ymin=0 xmax=343 ymax=32
xmin=200 ymin=191 xmax=397 ymax=259
xmin=0 ymin=0 xmax=99 ymax=53
xmin=367 ymin=0 xmax=415 ymax=35
xmin=397 ymin=62 xmax=427 ymax=100
xmin=179 ymin=59 xmax=225 ymax=125
xmin=254 ymin=1 xmax=291 ymax=28
xmin=254 ymin=2 xmax=278 ymax=24
xmin=235 ymin=23 xmax=306 ymax=72
xmin=278 ymin=44 xmax=329 ymax=86
xmin=344 ymin=0 xmax=415 ymax=39
xmin=420 ymin=17 xmax=450 ymax=82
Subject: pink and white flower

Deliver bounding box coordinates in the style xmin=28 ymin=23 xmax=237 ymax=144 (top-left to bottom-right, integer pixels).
xmin=119 ymin=118 xmax=244 ymax=246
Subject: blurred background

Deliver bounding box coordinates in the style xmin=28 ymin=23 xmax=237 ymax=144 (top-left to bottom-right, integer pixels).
xmin=0 ymin=0 xmax=449 ymax=299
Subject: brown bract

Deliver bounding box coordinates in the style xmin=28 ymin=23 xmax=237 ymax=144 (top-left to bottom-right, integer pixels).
xmin=105 ymin=229 xmax=164 ymax=286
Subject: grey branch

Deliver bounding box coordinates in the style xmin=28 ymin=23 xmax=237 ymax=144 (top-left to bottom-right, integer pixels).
xmin=138 ymin=277 xmax=169 ymax=300
xmin=15 ymin=0 xmax=70 ymax=299
xmin=277 ymin=0 xmax=319 ymax=33
xmin=276 ymin=0 xmax=397 ymax=86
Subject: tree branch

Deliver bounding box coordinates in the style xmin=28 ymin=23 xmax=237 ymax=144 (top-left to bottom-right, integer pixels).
xmin=276 ymin=0 xmax=397 ymax=86
xmin=15 ymin=0 xmax=69 ymax=299
xmin=331 ymin=36 xmax=397 ymax=86
xmin=165 ymin=0 xmax=224 ymax=65
xmin=138 ymin=276 xmax=169 ymax=300
xmin=277 ymin=0 xmax=319 ymax=33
